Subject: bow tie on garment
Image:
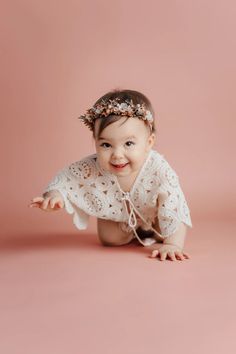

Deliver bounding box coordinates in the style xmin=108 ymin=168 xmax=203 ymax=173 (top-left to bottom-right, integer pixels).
xmin=121 ymin=192 xmax=162 ymax=246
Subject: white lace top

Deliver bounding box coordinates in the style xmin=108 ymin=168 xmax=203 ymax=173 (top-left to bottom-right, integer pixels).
xmin=44 ymin=150 xmax=192 ymax=245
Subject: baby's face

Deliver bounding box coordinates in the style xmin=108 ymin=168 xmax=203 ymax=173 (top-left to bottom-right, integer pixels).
xmin=94 ymin=116 xmax=155 ymax=178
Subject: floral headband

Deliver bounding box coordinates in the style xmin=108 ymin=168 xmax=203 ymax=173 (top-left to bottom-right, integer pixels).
xmin=78 ymin=98 xmax=154 ymax=131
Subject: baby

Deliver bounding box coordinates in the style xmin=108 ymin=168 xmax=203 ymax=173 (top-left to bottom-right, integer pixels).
xmin=30 ymin=89 xmax=192 ymax=261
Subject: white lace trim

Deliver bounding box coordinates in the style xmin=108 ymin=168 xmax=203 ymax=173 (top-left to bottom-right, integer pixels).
xmin=44 ymin=150 xmax=192 ymax=245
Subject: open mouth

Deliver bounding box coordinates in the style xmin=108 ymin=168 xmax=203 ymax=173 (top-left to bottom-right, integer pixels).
xmin=111 ymin=162 xmax=129 ymax=170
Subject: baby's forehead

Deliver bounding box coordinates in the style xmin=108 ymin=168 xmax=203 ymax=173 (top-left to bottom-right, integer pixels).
xmin=98 ymin=132 xmax=138 ymax=141
xmin=95 ymin=116 xmax=149 ymax=139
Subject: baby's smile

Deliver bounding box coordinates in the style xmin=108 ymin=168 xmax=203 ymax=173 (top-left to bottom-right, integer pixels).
xmin=110 ymin=162 xmax=129 ymax=170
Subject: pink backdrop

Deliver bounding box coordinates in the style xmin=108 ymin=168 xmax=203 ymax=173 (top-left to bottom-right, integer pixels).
xmin=1 ymin=0 xmax=236 ymax=236
xmin=1 ymin=2 xmax=236 ymax=354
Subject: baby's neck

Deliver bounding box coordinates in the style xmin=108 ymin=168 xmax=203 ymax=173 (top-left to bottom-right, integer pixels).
xmin=116 ymin=171 xmax=139 ymax=192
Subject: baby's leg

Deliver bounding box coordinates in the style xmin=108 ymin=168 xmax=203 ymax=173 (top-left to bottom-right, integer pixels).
xmin=97 ymin=218 xmax=134 ymax=246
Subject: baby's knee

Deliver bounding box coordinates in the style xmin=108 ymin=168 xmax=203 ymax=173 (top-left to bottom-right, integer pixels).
xmin=97 ymin=219 xmax=134 ymax=247
xmin=100 ymin=239 xmax=124 ymax=247
xmin=99 ymin=233 xmax=134 ymax=247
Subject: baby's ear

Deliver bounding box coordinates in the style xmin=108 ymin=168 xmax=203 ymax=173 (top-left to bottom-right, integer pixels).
xmin=147 ymin=133 xmax=156 ymax=150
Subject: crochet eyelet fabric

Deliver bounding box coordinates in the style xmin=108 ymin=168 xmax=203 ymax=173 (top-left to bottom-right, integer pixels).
xmin=44 ymin=150 xmax=192 ymax=241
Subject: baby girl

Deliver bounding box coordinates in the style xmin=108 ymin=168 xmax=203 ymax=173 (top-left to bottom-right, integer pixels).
xmin=30 ymin=89 xmax=192 ymax=261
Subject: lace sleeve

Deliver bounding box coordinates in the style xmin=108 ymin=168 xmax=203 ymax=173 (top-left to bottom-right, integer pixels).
xmin=43 ymin=164 xmax=90 ymax=230
xmin=157 ymin=159 xmax=192 ymax=237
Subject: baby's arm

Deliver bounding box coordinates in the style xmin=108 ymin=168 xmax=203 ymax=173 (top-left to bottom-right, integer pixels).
xmin=29 ymin=190 xmax=64 ymax=212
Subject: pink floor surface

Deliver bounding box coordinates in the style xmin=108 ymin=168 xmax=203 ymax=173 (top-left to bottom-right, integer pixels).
xmin=1 ymin=219 xmax=236 ymax=354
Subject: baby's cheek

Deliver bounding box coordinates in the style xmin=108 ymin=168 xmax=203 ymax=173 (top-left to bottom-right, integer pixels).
xmin=97 ymin=153 xmax=109 ymax=170
xmin=132 ymin=149 xmax=147 ymax=163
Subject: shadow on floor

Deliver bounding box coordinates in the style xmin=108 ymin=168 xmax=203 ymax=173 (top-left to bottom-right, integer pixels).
xmin=0 ymin=232 xmax=148 ymax=255
xmin=0 ymin=232 xmax=99 ymax=252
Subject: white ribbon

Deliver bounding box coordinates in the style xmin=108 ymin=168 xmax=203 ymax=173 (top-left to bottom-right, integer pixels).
xmin=121 ymin=192 xmax=164 ymax=246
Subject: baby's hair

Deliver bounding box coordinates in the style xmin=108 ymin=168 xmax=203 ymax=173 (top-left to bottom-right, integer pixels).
xmin=92 ymin=89 xmax=156 ymax=138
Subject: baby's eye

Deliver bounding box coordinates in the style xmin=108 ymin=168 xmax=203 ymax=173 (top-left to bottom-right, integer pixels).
xmin=125 ymin=141 xmax=135 ymax=147
xmin=100 ymin=142 xmax=111 ymax=148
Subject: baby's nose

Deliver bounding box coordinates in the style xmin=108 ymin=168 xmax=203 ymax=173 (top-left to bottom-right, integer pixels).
xmin=112 ymin=147 xmax=123 ymax=159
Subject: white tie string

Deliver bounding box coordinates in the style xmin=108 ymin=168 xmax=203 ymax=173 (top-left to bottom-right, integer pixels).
xmin=121 ymin=192 xmax=164 ymax=246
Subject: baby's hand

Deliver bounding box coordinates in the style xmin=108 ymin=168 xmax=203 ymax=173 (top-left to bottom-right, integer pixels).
xmin=149 ymin=244 xmax=190 ymax=261
xmin=29 ymin=191 xmax=64 ymax=212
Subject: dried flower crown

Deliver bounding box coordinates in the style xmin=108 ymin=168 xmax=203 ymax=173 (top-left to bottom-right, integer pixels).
xmin=79 ymin=98 xmax=154 ymax=131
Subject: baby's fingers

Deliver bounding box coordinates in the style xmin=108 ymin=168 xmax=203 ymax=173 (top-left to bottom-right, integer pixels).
xmin=50 ymin=197 xmax=64 ymax=209
xmin=29 ymin=197 xmax=44 ymax=208
xmin=41 ymin=197 xmax=50 ymax=210
xmin=149 ymin=250 xmax=168 ymax=261
xmin=168 ymin=252 xmax=177 ymax=261
xmin=160 ymin=252 xmax=167 ymax=261
xmin=29 ymin=203 xmax=41 ymax=208
xmin=149 ymin=250 xmax=159 ymax=258
xmin=32 ymin=197 xmax=44 ymax=203
xmin=175 ymin=252 xmax=185 ymax=261
xmin=175 ymin=252 xmax=190 ymax=260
